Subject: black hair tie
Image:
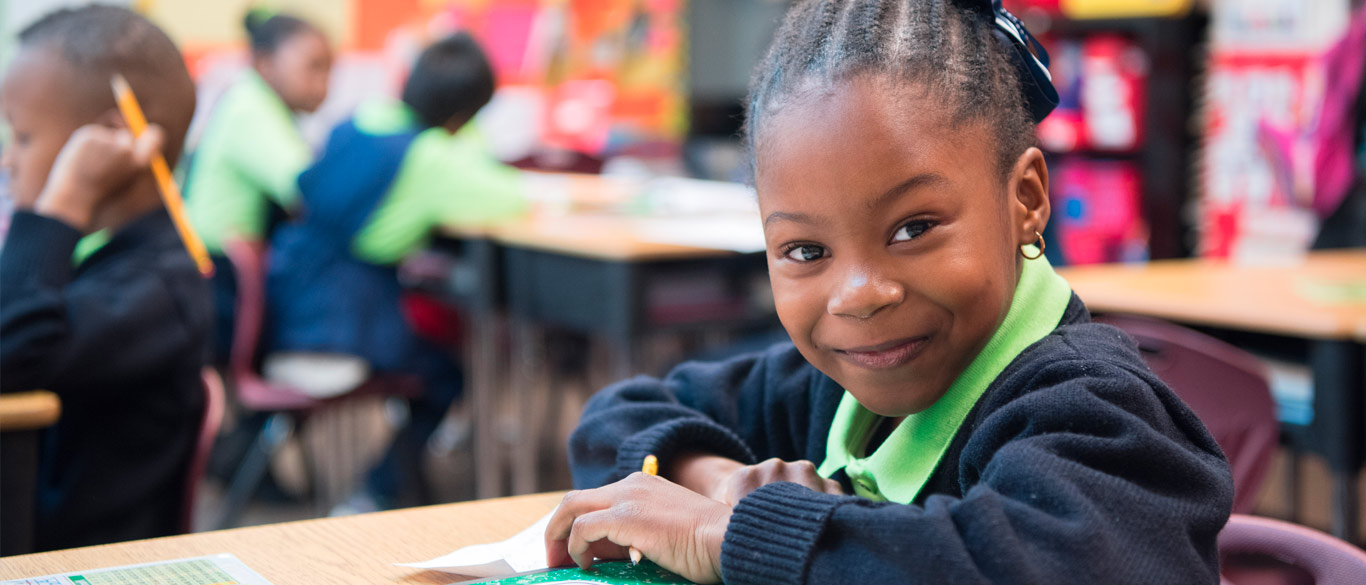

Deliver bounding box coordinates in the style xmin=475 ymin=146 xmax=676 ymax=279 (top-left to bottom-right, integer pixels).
xmin=976 ymin=0 xmax=1059 ymax=123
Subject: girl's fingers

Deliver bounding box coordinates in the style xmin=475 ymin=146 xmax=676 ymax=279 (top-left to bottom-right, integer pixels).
xmin=566 ymin=509 xmax=632 ymax=570
xmin=586 ymin=539 xmax=630 ymax=563
xmin=546 ymin=488 xmax=614 ymax=542
xmin=545 ymin=490 xmax=611 ymax=567
xmin=545 ymin=481 xmax=641 ymax=567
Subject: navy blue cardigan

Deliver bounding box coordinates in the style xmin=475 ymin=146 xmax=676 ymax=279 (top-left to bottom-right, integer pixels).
xmin=1 ymin=210 xmax=211 ymax=550
xmin=568 ymin=296 xmax=1233 ymax=584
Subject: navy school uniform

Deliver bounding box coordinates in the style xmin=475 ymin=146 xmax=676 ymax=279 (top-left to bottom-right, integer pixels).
xmin=1 ymin=209 xmax=212 ymax=550
xmin=569 ymin=295 xmax=1234 ymax=585
xmin=264 ymin=114 xmax=461 ymax=504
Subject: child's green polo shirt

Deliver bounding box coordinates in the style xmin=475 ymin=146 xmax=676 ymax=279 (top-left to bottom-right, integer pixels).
xmin=818 ymin=252 xmax=1073 ymax=503
xmin=346 ymin=101 xmax=527 ymax=265
xmin=184 ymin=71 xmax=311 ymax=254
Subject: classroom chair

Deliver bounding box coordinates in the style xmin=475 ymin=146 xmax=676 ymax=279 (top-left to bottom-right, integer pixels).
xmin=181 ymin=368 xmax=226 ymax=533
xmin=214 ymin=239 xmax=419 ymax=529
xmin=1220 ymin=514 xmax=1366 ymax=585
xmin=0 ymin=391 xmax=60 ymax=555
xmin=1097 ymin=314 xmax=1279 ymax=514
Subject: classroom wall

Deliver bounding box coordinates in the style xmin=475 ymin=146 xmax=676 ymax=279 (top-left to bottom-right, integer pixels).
xmin=144 ymin=0 xmax=354 ymax=56
xmin=148 ymin=0 xmax=690 ymax=158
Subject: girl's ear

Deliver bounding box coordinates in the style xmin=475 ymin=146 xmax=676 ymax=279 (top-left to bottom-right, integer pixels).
xmin=1009 ymin=146 xmax=1050 ymax=247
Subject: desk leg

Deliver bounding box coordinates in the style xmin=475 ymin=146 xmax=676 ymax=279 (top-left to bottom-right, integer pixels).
xmin=511 ymin=317 xmax=546 ymax=495
xmin=472 ymin=312 xmax=504 ymax=499
xmin=612 ymin=334 xmax=639 ymax=381
xmin=1310 ymin=340 xmax=1364 ymax=543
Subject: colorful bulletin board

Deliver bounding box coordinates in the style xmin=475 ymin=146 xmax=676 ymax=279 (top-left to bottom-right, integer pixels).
xmin=143 ymin=0 xmax=688 ymax=157
xmin=1198 ymin=0 xmax=1353 ymax=260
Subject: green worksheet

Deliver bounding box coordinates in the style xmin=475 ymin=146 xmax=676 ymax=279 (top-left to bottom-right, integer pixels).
xmin=3 ymin=554 xmax=273 ymax=585
xmin=463 ymin=561 xmax=696 ymax=584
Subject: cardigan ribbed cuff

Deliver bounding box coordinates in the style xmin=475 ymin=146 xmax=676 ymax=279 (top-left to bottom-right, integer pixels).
xmin=614 ymin=418 xmax=757 ymax=482
xmin=721 ymin=481 xmax=842 ymax=585
xmin=1 ymin=212 xmax=81 ymax=288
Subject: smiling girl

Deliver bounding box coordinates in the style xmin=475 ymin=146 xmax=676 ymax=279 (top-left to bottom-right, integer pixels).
xmin=544 ymin=1 xmax=1233 ymax=584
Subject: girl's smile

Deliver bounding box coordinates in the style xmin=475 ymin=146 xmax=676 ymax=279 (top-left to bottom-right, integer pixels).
xmin=830 ymin=335 xmax=930 ymax=370
xmin=756 ymin=74 xmax=1051 ymax=417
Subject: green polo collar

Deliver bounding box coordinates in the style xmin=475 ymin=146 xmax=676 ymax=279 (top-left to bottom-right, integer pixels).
xmin=353 ymin=100 xmax=420 ymax=135
xmin=817 ymin=252 xmax=1072 ymax=503
xmin=72 ymin=229 xmax=110 ymax=266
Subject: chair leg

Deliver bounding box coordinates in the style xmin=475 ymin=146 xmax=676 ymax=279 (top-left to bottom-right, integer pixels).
xmin=213 ymin=412 xmax=295 ymax=530
xmin=1285 ymin=448 xmax=1300 ymax=524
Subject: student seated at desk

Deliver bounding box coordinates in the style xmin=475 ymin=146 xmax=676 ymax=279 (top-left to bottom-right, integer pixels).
xmin=266 ymin=32 xmax=525 ymax=510
xmin=0 ymin=6 xmax=211 ymax=550
xmin=546 ymin=1 xmax=1233 ymax=584
xmin=183 ymin=9 xmax=332 ymax=361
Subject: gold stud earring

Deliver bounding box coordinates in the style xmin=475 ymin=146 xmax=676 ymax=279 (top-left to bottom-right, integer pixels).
xmin=1021 ymin=231 xmax=1045 ymax=260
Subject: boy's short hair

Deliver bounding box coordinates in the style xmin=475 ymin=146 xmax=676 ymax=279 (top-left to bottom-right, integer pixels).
xmin=401 ymin=33 xmax=496 ymax=130
xmin=19 ymin=5 xmax=195 ymax=166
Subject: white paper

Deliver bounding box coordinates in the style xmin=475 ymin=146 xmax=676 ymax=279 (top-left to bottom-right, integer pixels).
xmin=631 ymin=215 xmax=766 ymax=254
xmin=396 ymin=511 xmax=553 ymax=578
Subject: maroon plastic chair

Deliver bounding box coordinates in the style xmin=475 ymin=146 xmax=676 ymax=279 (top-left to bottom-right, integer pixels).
xmin=180 ymin=368 xmax=226 ymax=533
xmin=214 ymin=239 xmax=420 ymax=528
xmin=1220 ymin=514 xmax=1366 ymax=585
xmin=1097 ymin=314 xmax=1279 ymax=514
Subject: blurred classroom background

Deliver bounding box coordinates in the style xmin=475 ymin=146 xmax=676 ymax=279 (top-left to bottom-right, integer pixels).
xmin=3 ymin=0 xmax=1366 ymax=562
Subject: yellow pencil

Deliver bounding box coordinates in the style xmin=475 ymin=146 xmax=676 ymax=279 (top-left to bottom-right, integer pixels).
xmin=110 ymin=74 xmax=214 ymax=277
xmin=629 ymin=454 xmax=659 ymax=565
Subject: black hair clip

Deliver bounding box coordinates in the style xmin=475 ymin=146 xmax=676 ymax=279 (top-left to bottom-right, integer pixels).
xmin=984 ymin=0 xmax=1059 ymax=123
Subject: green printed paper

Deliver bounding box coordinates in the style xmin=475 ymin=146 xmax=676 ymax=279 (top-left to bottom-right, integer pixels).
xmin=63 ymin=559 xmax=236 ymax=585
xmin=1296 ymin=278 xmax=1366 ymax=304
xmin=470 ymin=561 xmax=696 ymax=585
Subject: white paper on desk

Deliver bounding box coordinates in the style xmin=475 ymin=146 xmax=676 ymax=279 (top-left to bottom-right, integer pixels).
xmin=396 ymin=510 xmax=552 ymax=578
xmin=632 ymin=216 xmax=766 ymax=253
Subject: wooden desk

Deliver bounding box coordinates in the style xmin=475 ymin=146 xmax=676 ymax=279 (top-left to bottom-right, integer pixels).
xmin=441 ymin=217 xmax=772 ymax=498
xmin=1058 ymin=249 xmax=1366 ymax=541
xmin=465 ymin=214 xmax=748 ymax=262
xmin=2 ymin=391 xmax=62 ymax=556
xmin=439 ymin=177 xmax=773 ymax=499
xmin=0 ymin=492 xmax=564 ymax=584
xmin=1058 ymin=250 xmax=1366 ymax=341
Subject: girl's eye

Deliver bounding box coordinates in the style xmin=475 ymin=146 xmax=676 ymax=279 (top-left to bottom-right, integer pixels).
xmin=891 ymin=220 xmax=934 ymax=243
xmin=784 ymin=244 xmax=827 ymax=262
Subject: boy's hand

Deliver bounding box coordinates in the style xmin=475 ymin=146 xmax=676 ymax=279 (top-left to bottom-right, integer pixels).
xmin=35 ymin=123 xmax=164 ymax=232
xmin=674 ymin=454 xmax=844 ymax=506
xmin=545 ymin=473 xmax=732 ymax=584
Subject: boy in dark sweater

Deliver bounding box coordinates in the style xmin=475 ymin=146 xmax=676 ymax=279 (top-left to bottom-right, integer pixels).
xmin=544 ymin=1 xmax=1233 ymax=584
xmin=0 ymin=6 xmax=210 ymax=550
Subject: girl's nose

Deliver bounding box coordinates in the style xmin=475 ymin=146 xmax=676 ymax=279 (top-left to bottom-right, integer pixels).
xmin=827 ymin=268 xmax=904 ymax=320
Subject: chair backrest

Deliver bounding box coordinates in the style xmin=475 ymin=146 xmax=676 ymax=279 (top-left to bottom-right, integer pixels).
xmin=181 ymin=368 xmax=225 ymax=533
xmin=1097 ymin=314 xmax=1279 ymax=514
xmin=1220 ymin=514 xmax=1366 ymax=585
xmin=223 ymin=239 xmax=267 ymax=384
xmin=221 ymin=239 xmax=317 ymax=411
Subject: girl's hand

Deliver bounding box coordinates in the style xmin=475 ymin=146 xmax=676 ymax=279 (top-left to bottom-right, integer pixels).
xmin=35 ymin=123 xmax=163 ymax=232
xmin=712 ymin=457 xmax=845 ymax=506
xmin=544 ymin=473 xmax=732 ymax=584
xmin=673 ymin=454 xmax=844 ymax=506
